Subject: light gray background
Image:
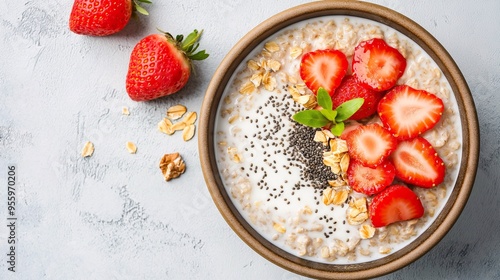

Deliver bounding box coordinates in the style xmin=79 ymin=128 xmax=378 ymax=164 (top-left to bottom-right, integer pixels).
xmin=0 ymin=0 xmax=499 ymax=279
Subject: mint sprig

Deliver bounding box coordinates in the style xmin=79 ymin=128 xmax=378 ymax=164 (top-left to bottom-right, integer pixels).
xmin=292 ymin=87 xmax=364 ymax=136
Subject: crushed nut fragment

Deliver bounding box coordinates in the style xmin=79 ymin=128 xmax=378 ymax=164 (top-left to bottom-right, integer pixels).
xmin=81 ymin=141 xmax=94 ymax=157
xmin=159 ymin=152 xmax=186 ymax=181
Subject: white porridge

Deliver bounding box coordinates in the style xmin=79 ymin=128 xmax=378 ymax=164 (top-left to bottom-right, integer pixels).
xmin=214 ymin=16 xmax=462 ymax=264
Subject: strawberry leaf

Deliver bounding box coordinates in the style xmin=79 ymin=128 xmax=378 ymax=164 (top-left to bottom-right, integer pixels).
xmin=182 ymin=30 xmax=202 ymax=50
xmin=317 ymin=87 xmax=332 ymax=110
xmin=335 ymin=98 xmax=364 ymax=122
xmin=320 ymin=109 xmax=337 ymax=122
xmin=133 ymin=1 xmax=149 ymax=15
xmin=292 ymin=110 xmax=330 ymax=128
xmin=133 ymin=0 xmax=151 ymax=16
xmin=330 ymin=121 xmax=345 ymax=137
xmin=189 ymin=50 xmax=209 ymax=60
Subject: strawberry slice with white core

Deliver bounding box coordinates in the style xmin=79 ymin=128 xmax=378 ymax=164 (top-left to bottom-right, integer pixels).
xmin=352 ymin=38 xmax=406 ymax=91
xmin=378 ymin=85 xmax=444 ymax=140
xmin=346 ymin=123 xmax=398 ymax=167
xmin=347 ymin=160 xmax=396 ymax=196
xmin=340 ymin=120 xmax=362 ymax=140
xmin=369 ymin=185 xmax=425 ymax=228
xmin=391 ymin=137 xmax=445 ymax=188
xmin=300 ymin=49 xmax=348 ymax=96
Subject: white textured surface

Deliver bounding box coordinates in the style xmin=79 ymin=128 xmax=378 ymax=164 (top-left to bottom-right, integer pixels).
xmin=0 ymin=0 xmax=498 ymax=279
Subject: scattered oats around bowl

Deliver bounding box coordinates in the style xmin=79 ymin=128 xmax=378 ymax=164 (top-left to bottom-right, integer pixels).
xmin=122 ymin=106 xmax=130 ymax=115
xmin=157 ymin=104 xmax=198 ymax=141
xmin=166 ymin=104 xmax=187 ymax=120
xmin=81 ymin=141 xmax=94 ymax=157
xmin=126 ymin=141 xmax=137 ymax=154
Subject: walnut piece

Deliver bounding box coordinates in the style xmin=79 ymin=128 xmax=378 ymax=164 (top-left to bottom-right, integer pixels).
xmin=159 ymin=152 xmax=186 ymax=181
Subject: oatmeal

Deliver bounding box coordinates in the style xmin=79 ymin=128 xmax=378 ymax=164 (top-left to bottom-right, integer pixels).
xmin=214 ymin=16 xmax=461 ymax=264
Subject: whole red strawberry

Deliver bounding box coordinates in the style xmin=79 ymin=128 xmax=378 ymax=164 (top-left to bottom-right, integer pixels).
xmin=126 ymin=30 xmax=209 ymax=101
xmin=69 ymin=0 xmax=150 ymax=36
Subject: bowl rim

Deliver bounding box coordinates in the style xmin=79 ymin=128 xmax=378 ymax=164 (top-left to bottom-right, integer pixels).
xmin=198 ymin=1 xmax=479 ymax=279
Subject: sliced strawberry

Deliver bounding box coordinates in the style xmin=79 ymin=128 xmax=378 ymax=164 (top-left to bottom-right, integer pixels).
xmin=340 ymin=120 xmax=362 ymax=140
xmin=347 ymin=160 xmax=395 ymax=195
xmin=300 ymin=49 xmax=348 ymax=96
xmin=369 ymin=185 xmax=424 ymax=228
xmin=346 ymin=123 xmax=398 ymax=167
xmin=332 ymin=75 xmax=385 ymax=120
xmin=391 ymin=137 xmax=445 ymax=188
xmin=378 ymin=85 xmax=444 ymax=140
xmin=352 ymin=38 xmax=406 ymax=91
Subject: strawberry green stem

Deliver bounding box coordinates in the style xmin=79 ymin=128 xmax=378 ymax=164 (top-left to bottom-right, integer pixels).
xmin=159 ymin=29 xmax=209 ymax=61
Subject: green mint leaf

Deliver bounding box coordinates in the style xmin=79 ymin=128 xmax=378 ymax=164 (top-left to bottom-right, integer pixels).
xmin=335 ymin=98 xmax=364 ymax=122
xmin=320 ymin=109 xmax=337 ymax=122
xmin=330 ymin=121 xmax=345 ymax=137
xmin=317 ymin=87 xmax=333 ymax=111
xmin=292 ymin=110 xmax=330 ymax=128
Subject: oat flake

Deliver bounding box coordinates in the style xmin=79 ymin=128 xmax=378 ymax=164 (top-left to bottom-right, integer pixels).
xmin=81 ymin=141 xmax=94 ymax=157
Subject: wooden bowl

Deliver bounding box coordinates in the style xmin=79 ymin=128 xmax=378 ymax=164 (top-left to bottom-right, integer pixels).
xmin=199 ymin=1 xmax=479 ymax=278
